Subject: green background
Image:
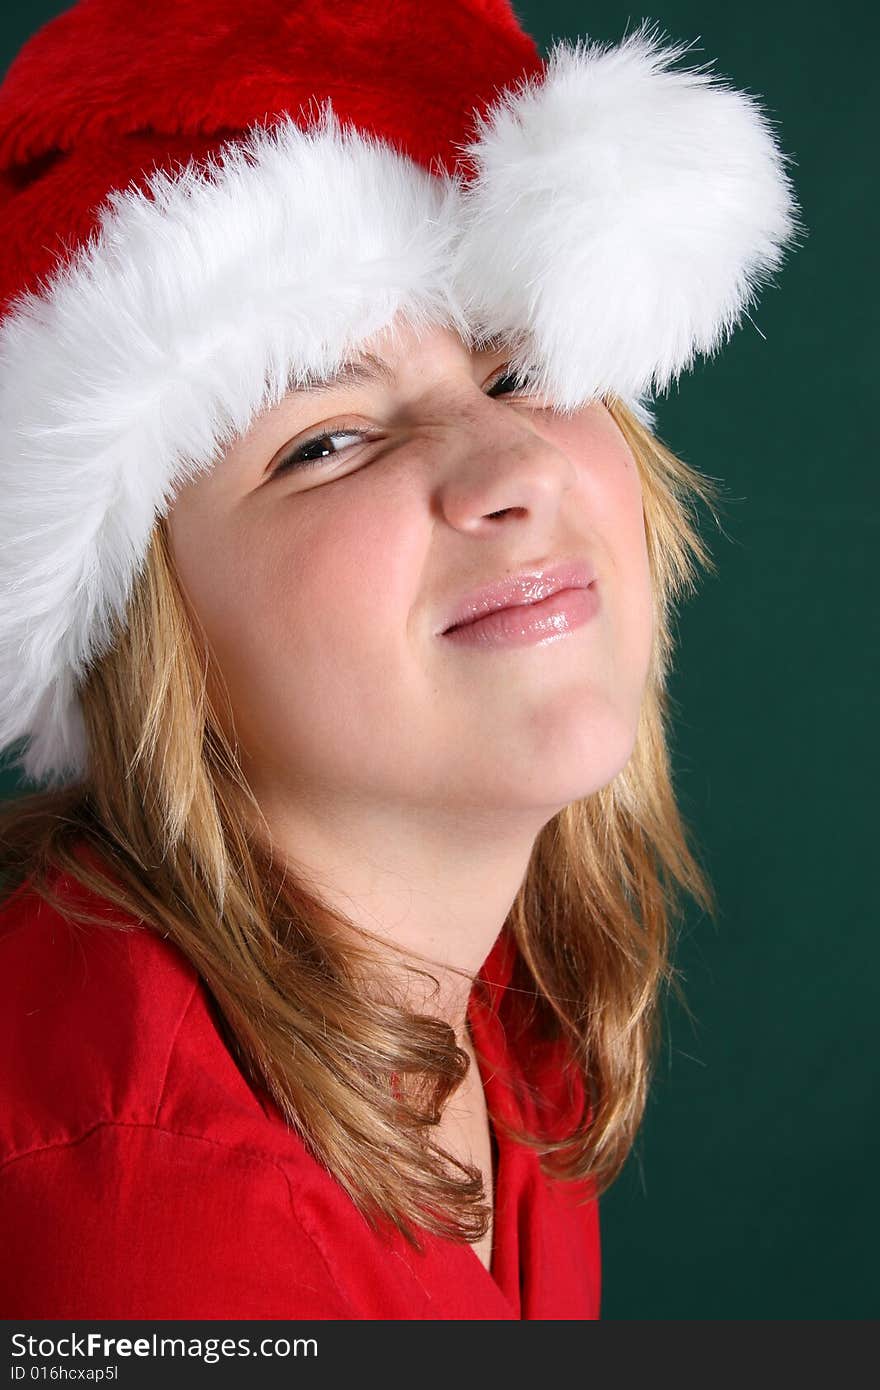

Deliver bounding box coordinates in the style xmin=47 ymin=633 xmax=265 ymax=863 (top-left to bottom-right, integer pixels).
xmin=1 ymin=2 xmax=875 ymax=1318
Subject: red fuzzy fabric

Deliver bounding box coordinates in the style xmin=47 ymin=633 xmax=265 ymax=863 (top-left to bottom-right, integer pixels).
xmin=0 ymin=0 xmax=542 ymax=313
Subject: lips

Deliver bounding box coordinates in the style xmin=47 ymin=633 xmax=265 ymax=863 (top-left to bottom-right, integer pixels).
xmin=440 ymin=559 xmax=598 ymax=634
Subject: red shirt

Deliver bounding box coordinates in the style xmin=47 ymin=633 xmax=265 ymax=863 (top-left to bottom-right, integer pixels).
xmin=0 ymin=847 xmax=601 ymax=1319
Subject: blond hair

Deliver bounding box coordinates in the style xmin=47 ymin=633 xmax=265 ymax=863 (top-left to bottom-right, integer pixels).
xmin=0 ymin=396 xmax=721 ymax=1249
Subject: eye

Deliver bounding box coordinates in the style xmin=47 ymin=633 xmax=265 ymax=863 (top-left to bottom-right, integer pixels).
xmin=271 ymin=425 xmax=373 ymax=476
xmin=485 ymin=363 xmax=539 ymax=399
xmin=270 ymin=362 xmax=540 ymax=478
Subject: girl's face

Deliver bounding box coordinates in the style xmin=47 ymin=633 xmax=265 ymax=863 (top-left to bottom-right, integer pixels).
xmin=165 ymin=318 xmax=654 ymax=828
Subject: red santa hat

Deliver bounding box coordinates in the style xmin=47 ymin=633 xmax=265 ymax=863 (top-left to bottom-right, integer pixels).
xmin=0 ymin=0 xmax=804 ymax=789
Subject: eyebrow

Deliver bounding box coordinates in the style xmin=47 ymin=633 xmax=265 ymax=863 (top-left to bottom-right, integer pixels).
xmin=286 ymin=351 xmax=397 ymax=397
xmin=283 ymin=334 xmax=514 ymax=399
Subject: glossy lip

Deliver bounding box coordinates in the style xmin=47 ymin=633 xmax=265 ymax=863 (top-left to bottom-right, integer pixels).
xmin=438 ymin=559 xmax=598 ymax=636
xmin=442 ymin=584 xmax=600 ymax=649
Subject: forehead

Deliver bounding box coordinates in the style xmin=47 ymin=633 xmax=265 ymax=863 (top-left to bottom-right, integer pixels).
xmin=234 ymin=320 xmax=519 ymax=447
xmin=285 ymin=325 xmax=512 ymax=399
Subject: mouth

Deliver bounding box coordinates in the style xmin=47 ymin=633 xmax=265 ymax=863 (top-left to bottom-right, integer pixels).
xmin=439 ymin=559 xmax=597 ymax=635
xmin=442 ymin=581 xmax=600 ymax=647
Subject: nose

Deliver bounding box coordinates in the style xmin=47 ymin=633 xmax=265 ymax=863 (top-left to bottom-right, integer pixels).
xmin=433 ymin=390 xmax=577 ymax=533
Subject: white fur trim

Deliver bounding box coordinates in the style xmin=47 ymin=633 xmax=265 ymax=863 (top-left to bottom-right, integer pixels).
xmin=451 ymin=22 xmax=804 ymax=415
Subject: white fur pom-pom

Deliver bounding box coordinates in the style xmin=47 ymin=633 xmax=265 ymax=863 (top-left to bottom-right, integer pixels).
xmin=451 ymin=19 xmax=805 ymax=416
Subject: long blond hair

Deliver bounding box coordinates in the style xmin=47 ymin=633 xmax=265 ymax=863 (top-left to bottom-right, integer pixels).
xmin=0 ymin=395 xmax=722 ymax=1249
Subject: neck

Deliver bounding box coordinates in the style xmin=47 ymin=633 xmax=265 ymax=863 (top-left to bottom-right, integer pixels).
xmin=249 ymin=784 xmax=548 ymax=1037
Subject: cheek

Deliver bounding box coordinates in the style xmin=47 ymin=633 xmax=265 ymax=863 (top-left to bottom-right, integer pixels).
xmin=176 ymin=482 xmax=426 ymax=761
xmin=258 ymin=481 xmax=422 ymax=663
xmin=545 ymin=409 xmax=655 ymax=680
xmin=546 ymin=409 xmax=648 ymax=554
